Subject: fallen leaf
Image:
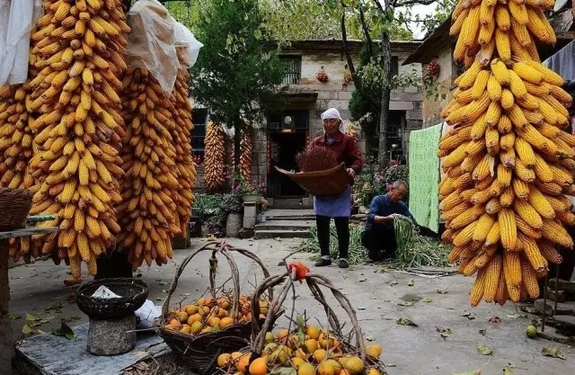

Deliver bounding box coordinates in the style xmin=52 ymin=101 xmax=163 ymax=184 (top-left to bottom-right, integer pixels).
xmin=25 ymin=313 xmax=38 ymax=321
xmin=506 ymin=314 xmax=525 ymax=319
xmin=53 ymin=323 xmax=76 ymax=340
xmin=488 ymin=316 xmax=501 ymax=323
xmin=542 ymin=346 xmax=566 ymax=360
xmin=451 ymin=370 xmax=481 ymax=375
xmin=407 ymin=278 xmax=414 ymax=286
xmin=397 ymin=301 xmax=414 ymax=307
xmin=437 ymin=288 xmax=448 ymax=294
xmin=462 ymin=312 xmax=476 ymax=320
xmin=9 ymin=314 xmax=21 ymax=320
xmin=422 ymin=298 xmax=432 ymax=303
xmin=365 ymin=335 xmax=376 ymax=341
xmin=396 ymin=317 xmax=418 ymax=327
xmin=387 ymin=363 xmax=396 ymax=367
xmin=477 ymin=343 xmax=492 ymax=355
xmin=502 ymin=366 xmax=514 ymax=375
xmin=436 ymin=326 xmax=452 ymax=338
xmin=22 ymin=324 xmax=34 ymax=335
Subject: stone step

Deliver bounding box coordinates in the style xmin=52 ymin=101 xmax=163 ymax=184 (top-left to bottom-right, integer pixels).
xmin=534 ymin=299 xmax=575 ymax=316
xmin=254 ymin=229 xmax=311 ymax=240
xmin=264 ymin=209 xmax=315 ymax=221
xmin=256 ymin=219 xmax=314 ymax=231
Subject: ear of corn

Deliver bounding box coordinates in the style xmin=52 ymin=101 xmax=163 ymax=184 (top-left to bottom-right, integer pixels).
xmin=439 ymin=0 xmax=575 ymax=306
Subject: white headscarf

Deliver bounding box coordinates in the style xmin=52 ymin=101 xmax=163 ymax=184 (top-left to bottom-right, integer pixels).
xmin=321 ymin=108 xmax=344 ymax=133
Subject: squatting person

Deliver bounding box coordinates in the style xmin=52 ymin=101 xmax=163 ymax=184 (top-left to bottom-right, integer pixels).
xmin=362 ymin=180 xmax=418 ymax=263
xmin=312 ymin=108 xmax=363 ymax=269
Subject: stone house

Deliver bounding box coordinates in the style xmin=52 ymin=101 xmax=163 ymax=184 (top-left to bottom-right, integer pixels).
xmin=403 ymin=4 xmax=575 ymax=127
xmin=191 ymin=39 xmax=422 ymax=206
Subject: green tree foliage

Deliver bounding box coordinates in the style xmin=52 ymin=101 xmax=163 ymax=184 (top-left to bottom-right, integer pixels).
xmin=189 ymin=0 xmax=287 ymax=166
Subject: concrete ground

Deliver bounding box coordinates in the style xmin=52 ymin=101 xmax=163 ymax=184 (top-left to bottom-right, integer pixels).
xmin=7 ymin=238 xmax=575 ymax=375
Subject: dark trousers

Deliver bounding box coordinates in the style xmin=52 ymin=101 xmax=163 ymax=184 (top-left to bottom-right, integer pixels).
xmin=362 ymin=223 xmax=397 ymax=260
xmin=316 ymin=215 xmax=349 ymax=259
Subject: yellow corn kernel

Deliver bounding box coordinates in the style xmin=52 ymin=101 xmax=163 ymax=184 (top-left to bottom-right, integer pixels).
xmin=490 ymin=58 xmax=510 ymax=86
xmin=541 ymin=219 xmax=574 ymax=248
xmin=483 ymin=253 xmax=502 ymax=303
xmin=453 ymin=222 xmax=478 ymax=247
xmin=498 ymin=208 xmax=518 ymax=250
xmin=521 ymin=256 xmax=541 ymax=299
xmin=538 ymin=241 xmax=563 ymax=264
xmin=499 ymin=132 xmax=515 ymax=151
xmin=496 ymin=164 xmax=512 ymax=188
xmin=473 ymin=213 xmax=496 ymax=242
xmin=527 ymin=186 xmax=556 ymax=219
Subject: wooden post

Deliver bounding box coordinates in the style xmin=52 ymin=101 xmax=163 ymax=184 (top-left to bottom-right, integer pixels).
xmin=0 ymin=227 xmax=58 ymax=375
xmin=0 ymin=239 xmax=14 ymax=375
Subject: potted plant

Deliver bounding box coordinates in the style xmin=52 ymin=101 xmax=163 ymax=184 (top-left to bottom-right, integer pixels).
xmin=235 ymin=176 xmax=266 ymax=203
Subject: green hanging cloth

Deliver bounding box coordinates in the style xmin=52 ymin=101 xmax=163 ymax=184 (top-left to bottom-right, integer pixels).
xmin=407 ymin=123 xmax=442 ymax=233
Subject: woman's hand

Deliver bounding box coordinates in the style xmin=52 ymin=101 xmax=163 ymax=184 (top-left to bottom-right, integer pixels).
xmin=346 ymin=168 xmax=356 ymax=178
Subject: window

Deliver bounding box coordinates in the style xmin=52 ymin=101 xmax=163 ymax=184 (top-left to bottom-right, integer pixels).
xmin=191 ymin=109 xmax=208 ymax=160
xmin=279 ymin=55 xmax=302 ymax=85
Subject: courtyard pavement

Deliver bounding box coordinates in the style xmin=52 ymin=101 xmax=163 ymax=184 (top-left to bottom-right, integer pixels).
xmin=7 ymin=238 xmax=575 ymax=375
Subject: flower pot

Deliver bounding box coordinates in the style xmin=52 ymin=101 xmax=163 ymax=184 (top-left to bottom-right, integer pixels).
xmin=242 ymin=194 xmax=261 ymax=204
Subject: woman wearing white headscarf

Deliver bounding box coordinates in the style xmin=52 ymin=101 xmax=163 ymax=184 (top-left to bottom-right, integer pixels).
xmin=310 ymin=108 xmax=363 ymax=268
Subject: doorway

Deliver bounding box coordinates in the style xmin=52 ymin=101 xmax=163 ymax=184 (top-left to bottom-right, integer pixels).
xmin=268 ymin=131 xmax=308 ymax=197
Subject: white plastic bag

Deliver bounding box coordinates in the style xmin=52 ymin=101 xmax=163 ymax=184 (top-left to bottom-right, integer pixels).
xmin=0 ymin=0 xmax=43 ymax=86
xmin=126 ymin=0 xmax=179 ymax=94
xmin=173 ymin=21 xmax=203 ymax=68
xmin=134 ymin=299 xmax=161 ymax=329
xmin=91 ymin=286 xmax=122 ymax=299
xmin=0 ymin=1 xmax=10 ymax=74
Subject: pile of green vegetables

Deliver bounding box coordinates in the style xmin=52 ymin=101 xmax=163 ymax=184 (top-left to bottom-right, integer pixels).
xmin=392 ymin=215 xmax=452 ymax=269
xmin=300 ymin=216 xmax=452 ymax=268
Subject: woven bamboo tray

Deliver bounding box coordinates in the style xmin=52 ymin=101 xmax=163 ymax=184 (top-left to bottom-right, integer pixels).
xmin=0 ymin=188 xmax=33 ymax=231
xmin=156 ymin=241 xmax=283 ymax=375
xmin=275 ymin=163 xmax=351 ymax=197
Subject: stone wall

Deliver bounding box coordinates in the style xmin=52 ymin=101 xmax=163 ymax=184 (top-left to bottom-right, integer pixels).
xmin=194 ymin=42 xmax=424 ymax=194
xmin=421 ymin=47 xmax=456 ymax=127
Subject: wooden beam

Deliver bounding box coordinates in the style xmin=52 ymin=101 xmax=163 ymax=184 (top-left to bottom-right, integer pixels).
xmin=556 ymin=31 xmax=575 ymax=40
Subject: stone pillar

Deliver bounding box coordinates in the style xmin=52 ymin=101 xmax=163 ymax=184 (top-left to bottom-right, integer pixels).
xmin=87 ymin=314 xmax=137 ymax=356
xmin=243 ymin=202 xmax=257 ymax=229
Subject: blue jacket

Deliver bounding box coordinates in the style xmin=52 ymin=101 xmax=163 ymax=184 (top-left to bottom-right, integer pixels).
xmin=365 ymin=194 xmax=417 ymax=232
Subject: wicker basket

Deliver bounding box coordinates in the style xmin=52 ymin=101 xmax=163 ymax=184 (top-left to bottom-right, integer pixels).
xmin=274 ymin=163 xmax=351 ymax=197
xmin=157 ymin=241 xmax=283 ymax=375
xmin=76 ymin=278 xmax=149 ymax=320
xmin=0 ymin=188 xmax=33 ymax=232
xmin=215 ymin=263 xmax=387 ymax=375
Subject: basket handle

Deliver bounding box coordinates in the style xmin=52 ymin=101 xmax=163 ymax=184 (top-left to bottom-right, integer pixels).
xmin=161 ymin=241 xmax=274 ymax=321
xmin=249 ymin=269 xmax=367 ymax=363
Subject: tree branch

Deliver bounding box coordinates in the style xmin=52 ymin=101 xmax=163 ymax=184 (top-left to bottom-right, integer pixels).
xmin=340 ymin=11 xmax=358 ymax=79
xmin=393 ymin=0 xmax=438 ymax=7
xmin=358 ymin=6 xmax=373 ymax=56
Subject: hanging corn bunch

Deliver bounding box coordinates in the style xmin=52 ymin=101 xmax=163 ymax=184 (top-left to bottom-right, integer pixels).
xmin=0 ymin=49 xmax=40 ymax=263
xmin=439 ymin=0 xmax=575 ymax=306
xmin=26 ymin=0 xmax=130 ymax=279
xmin=170 ymin=46 xmax=197 ymax=235
xmin=203 ymin=121 xmax=227 ymax=192
xmin=239 ymin=126 xmax=253 ymax=182
xmin=118 ymin=67 xmax=181 ymax=269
